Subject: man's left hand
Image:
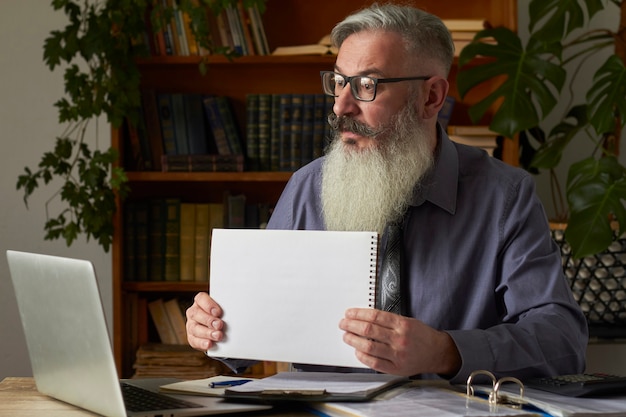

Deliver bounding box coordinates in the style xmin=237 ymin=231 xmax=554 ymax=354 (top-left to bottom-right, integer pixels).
xmin=339 ymin=308 xmax=461 ymax=376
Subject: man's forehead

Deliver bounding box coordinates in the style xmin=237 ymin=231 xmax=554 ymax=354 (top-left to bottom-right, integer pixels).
xmin=335 ymin=31 xmax=412 ymax=76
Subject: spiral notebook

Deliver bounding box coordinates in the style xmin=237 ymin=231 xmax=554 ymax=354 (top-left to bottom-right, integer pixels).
xmin=208 ymin=229 xmax=379 ymax=368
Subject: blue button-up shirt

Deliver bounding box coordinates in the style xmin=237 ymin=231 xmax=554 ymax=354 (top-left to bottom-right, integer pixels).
xmin=265 ymin=128 xmax=588 ymax=383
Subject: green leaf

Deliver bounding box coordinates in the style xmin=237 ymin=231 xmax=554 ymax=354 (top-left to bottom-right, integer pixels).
xmin=587 ymin=55 xmax=626 ymax=136
xmin=566 ymin=156 xmax=626 ymax=257
xmin=457 ymin=27 xmax=566 ymax=138
xmin=529 ymin=0 xmax=604 ymax=43
xmin=530 ymin=105 xmax=588 ymax=170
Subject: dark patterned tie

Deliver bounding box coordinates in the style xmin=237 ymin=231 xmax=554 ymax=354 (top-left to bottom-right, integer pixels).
xmin=376 ymin=222 xmax=405 ymax=315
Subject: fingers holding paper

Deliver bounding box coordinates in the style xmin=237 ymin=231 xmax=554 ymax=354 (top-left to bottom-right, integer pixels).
xmin=339 ymin=308 xmax=462 ymax=377
xmin=186 ymin=292 xmax=224 ymax=351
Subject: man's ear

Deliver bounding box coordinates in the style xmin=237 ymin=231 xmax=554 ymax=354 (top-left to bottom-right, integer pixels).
xmin=422 ymin=77 xmax=450 ymax=120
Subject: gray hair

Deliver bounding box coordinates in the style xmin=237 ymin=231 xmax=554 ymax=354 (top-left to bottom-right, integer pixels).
xmin=330 ymin=3 xmax=454 ymax=76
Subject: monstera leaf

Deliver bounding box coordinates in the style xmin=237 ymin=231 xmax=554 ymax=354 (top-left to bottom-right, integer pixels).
xmin=457 ymin=27 xmax=566 ymax=138
xmin=530 ymin=105 xmax=588 ymax=170
xmin=529 ymin=0 xmax=605 ymax=43
xmin=587 ymin=55 xmax=626 ymax=136
xmin=566 ymin=156 xmax=626 ymax=258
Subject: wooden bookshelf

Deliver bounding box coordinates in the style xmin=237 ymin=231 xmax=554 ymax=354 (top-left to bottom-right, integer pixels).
xmin=112 ymin=0 xmax=518 ymax=377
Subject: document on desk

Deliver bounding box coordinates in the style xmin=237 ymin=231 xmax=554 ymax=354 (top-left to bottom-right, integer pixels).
xmin=224 ymin=372 xmax=408 ymax=402
xmin=208 ymin=229 xmax=379 ymax=368
xmin=477 ymin=384 xmax=626 ymax=417
xmin=312 ymin=382 xmax=539 ymax=417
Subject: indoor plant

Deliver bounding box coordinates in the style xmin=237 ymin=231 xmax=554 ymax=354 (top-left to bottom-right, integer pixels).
xmin=457 ymin=0 xmax=626 ymax=259
xmin=16 ymin=0 xmax=265 ymax=252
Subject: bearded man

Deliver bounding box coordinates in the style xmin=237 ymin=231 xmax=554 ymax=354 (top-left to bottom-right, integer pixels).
xmin=186 ymin=3 xmax=588 ymax=383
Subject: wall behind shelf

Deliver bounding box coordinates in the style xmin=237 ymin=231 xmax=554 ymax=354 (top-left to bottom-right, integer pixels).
xmin=0 ymin=0 xmax=112 ymax=380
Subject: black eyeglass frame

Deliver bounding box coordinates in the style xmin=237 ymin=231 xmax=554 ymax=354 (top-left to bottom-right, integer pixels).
xmin=320 ymin=71 xmax=432 ymax=102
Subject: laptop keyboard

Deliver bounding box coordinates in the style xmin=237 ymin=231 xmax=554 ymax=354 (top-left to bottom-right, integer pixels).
xmin=121 ymin=382 xmax=203 ymax=412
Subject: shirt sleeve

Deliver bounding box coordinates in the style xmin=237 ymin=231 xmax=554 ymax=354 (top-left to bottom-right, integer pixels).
xmin=445 ymin=174 xmax=588 ymax=384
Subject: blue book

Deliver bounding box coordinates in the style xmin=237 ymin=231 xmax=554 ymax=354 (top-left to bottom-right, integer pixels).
xmin=183 ymin=94 xmax=210 ymax=155
xmin=156 ymin=93 xmax=178 ymax=156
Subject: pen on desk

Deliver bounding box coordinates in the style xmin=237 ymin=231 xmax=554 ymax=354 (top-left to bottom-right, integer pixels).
xmin=209 ymin=379 xmax=252 ymax=388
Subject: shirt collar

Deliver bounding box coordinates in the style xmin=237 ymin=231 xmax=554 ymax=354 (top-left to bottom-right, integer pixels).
xmin=410 ymin=124 xmax=458 ymax=215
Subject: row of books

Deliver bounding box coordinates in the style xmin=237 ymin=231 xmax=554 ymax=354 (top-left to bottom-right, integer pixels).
xmin=268 ymin=19 xmax=492 ymax=57
xmin=447 ymin=125 xmax=501 ymax=157
xmin=132 ymin=342 xmax=230 ymax=379
xmin=126 ymin=91 xmax=335 ymax=174
xmin=124 ymin=195 xmax=272 ymax=283
xmin=245 ymin=93 xmax=334 ymax=172
xmin=127 ymin=90 xmax=245 ymax=172
xmin=144 ymin=2 xmax=269 ymax=57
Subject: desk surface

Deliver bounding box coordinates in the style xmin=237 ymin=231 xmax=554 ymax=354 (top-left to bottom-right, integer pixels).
xmin=0 ymin=377 xmax=315 ymax=416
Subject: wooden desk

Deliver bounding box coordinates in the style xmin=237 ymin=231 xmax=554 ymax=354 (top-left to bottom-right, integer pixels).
xmin=0 ymin=377 xmax=98 ymax=416
xmin=0 ymin=377 xmax=314 ymax=416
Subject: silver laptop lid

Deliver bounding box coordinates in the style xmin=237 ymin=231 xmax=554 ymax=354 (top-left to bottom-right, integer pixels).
xmin=7 ymin=250 xmax=127 ymax=417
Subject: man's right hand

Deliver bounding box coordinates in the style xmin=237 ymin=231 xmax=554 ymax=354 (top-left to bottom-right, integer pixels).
xmin=186 ymin=292 xmax=224 ymax=351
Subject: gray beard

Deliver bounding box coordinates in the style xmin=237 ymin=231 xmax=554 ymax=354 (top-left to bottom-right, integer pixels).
xmin=321 ymin=107 xmax=434 ymax=234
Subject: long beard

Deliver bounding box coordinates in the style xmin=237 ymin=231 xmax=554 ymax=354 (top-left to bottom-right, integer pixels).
xmin=321 ymin=106 xmax=434 ymax=234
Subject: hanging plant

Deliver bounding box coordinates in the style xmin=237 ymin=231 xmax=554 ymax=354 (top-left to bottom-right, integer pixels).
xmin=16 ymin=0 xmax=266 ymax=252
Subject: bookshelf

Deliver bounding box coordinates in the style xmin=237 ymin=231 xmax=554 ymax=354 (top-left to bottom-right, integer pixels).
xmin=112 ymin=0 xmax=518 ymax=378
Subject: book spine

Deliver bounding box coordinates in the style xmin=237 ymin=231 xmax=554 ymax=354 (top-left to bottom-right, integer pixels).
xmin=170 ymin=93 xmax=189 ymax=155
xmin=289 ymin=94 xmax=303 ymax=171
xmin=246 ymin=94 xmax=260 ymax=170
xmin=179 ymin=203 xmax=196 ymax=281
xmin=157 ymin=93 xmax=178 ymax=156
xmin=226 ymin=193 xmax=246 ymax=228
xmin=163 ymin=198 xmax=181 ymax=282
xmin=225 ymin=6 xmax=244 ymax=54
xmin=180 ymin=9 xmax=198 ymax=55
xmin=216 ymin=10 xmax=234 ymax=52
xmin=149 ymin=199 xmax=165 ymax=281
xmin=164 ymin=298 xmax=188 ymax=344
xmin=123 ymin=202 xmax=137 ymax=282
xmin=184 ymin=94 xmax=209 ymax=155
xmin=301 ymin=94 xmax=315 ymax=167
xmin=312 ymin=93 xmax=327 ymax=160
xmin=160 ymin=154 xmax=244 ymax=172
xmin=148 ymin=298 xmax=178 ymax=344
xmin=216 ymin=96 xmax=243 ymax=155
xmin=141 ymin=89 xmax=164 ymax=171
xmin=124 ymin=118 xmax=146 ymax=171
xmin=270 ymin=94 xmax=282 ymax=171
xmin=134 ymin=201 xmax=151 ymax=282
xmin=278 ymin=94 xmax=293 ymax=172
xmin=203 ymin=95 xmax=232 ymax=155
xmin=324 ymin=94 xmax=335 ymax=148
xmin=160 ymin=0 xmax=175 ymax=55
xmin=174 ymin=8 xmax=190 ymax=56
xmin=248 ymin=5 xmax=269 ymax=55
xmin=194 ymin=203 xmax=210 ymax=282
xmin=258 ymin=94 xmax=272 ymax=171
xmin=236 ymin=2 xmax=256 ymax=55
xmin=160 ymin=154 xmax=190 ymax=172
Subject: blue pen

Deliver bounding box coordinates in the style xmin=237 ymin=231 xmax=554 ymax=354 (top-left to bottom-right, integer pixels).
xmin=209 ymin=379 xmax=252 ymax=388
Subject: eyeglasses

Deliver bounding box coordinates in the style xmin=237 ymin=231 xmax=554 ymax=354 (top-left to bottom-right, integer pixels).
xmin=320 ymin=71 xmax=431 ymax=102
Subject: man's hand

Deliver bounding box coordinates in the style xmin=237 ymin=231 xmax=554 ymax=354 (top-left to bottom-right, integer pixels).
xmin=339 ymin=308 xmax=461 ymax=376
xmin=185 ymin=292 xmax=224 ymax=351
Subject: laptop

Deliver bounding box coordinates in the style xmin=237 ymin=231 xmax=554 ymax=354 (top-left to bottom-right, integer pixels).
xmin=6 ymin=250 xmax=271 ymax=417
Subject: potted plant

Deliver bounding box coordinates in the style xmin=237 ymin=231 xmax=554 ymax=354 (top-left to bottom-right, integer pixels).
xmin=457 ymin=0 xmax=626 ymax=260
xmin=16 ymin=0 xmax=265 ymax=252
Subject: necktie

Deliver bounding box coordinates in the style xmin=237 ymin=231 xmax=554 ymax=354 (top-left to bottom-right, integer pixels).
xmin=376 ymin=222 xmax=406 ymax=315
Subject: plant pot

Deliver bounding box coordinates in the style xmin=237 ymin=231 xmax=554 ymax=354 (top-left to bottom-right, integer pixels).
xmin=550 ymin=222 xmax=626 ymax=337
